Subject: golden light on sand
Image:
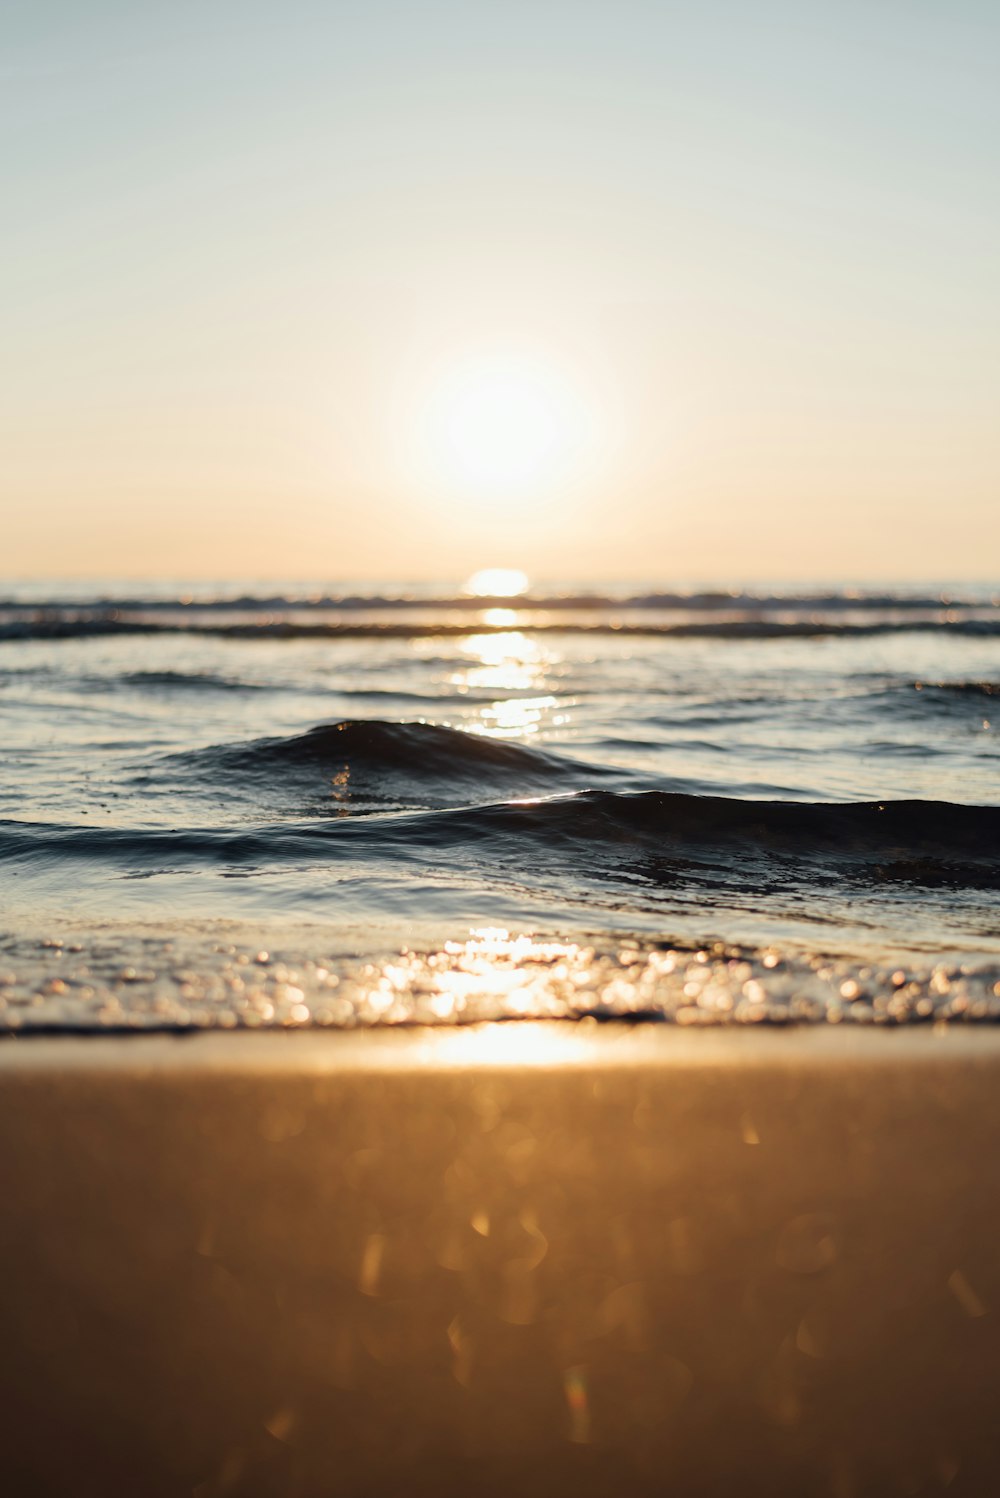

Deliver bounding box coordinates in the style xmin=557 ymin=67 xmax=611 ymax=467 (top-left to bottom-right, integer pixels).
xmin=464 ymin=568 xmax=529 ymax=598
xmin=415 ymin=354 xmax=591 ymax=502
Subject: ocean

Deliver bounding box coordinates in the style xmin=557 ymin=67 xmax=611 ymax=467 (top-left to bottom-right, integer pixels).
xmin=2 ymin=581 xmax=998 ymax=1032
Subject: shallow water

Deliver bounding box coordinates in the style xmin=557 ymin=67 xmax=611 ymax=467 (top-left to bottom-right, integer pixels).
xmin=2 ymin=581 xmax=997 ymax=1031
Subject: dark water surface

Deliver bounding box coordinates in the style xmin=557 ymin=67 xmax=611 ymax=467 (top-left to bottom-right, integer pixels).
xmin=2 ymin=582 xmax=997 ymax=1031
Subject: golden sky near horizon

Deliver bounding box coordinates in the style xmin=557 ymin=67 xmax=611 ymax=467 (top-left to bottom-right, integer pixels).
xmin=3 ymin=0 xmax=999 ymax=582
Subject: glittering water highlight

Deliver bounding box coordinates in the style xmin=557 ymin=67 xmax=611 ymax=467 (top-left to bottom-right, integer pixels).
xmin=2 ymin=928 xmax=998 ymax=1034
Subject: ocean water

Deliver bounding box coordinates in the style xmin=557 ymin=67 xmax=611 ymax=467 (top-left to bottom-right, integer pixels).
xmin=1 ymin=581 xmax=998 ymax=1032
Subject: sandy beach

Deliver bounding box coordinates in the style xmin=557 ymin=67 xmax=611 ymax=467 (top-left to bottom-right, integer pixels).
xmin=2 ymin=1023 xmax=998 ymax=1496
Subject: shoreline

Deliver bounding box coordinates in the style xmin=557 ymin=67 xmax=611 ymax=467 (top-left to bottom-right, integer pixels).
xmin=1 ymin=1016 xmax=999 ymax=1065
xmin=3 ymin=925 xmax=999 ymax=1033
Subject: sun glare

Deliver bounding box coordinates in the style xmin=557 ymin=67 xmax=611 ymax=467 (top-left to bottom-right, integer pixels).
xmin=414 ymin=353 xmax=592 ymax=502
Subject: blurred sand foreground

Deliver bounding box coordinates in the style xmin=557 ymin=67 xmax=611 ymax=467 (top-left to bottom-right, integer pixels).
xmin=0 ymin=1025 xmax=996 ymax=1497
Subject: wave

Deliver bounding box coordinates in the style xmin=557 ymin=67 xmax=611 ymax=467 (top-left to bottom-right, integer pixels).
xmin=4 ymin=788 xmax=998 ymax=890
xmin=206 ymin=718 xmax=591 ymax=772
xmin=118 ymin=669 xmax=270 ymax=693
xmin=852 ymin=678 xmax=1000 ymax=724
xmin=1 ymin=586 xmax=996 ymax=644
xmin=170 ymin=718 xmax=630 ymax=810
xmin=3 ymin=616 xmax=1000 ymax=643
xmin=910 ymin=680 xmax=999 ymax=701
xmin=2 ymin=587 xmax=997 ymax=613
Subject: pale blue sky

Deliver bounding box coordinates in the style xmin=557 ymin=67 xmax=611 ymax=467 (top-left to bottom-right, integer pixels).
xmin=3 ymin=1 xmax=998 ymax=580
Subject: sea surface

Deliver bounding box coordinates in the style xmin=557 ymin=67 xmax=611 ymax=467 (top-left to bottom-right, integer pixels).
xmin=2 ymin=580 xmax=998 ymax=1032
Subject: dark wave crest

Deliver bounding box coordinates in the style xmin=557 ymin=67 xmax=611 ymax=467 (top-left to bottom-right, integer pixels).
xmin=118 ymin=669 xmax=269 ymax=693
xmin=214 ymin=719 xmax=585 ymax=772
xmin=910 ymin=680 xmax=999 ymax=701
xmin=859 ymin=678 xmax=1000 ymax=724
xmin=4 ymin=788 xmax=998 ymax=891
xmin=4 ymin=616 xmax=1000 ymax=643
xmin=171 ymin=719 xmax=627 ymax=812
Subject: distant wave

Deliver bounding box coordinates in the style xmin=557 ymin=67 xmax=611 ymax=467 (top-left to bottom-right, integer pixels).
xmin=117 ymin=669 xmax=270 ymax=693
xmin=4 ymin=788 xmax=998 ymax=890
xmin=1 ymin=584 xmax=997 ymax=646
xmin=909 ymin=680 xmax=999 ymax=700
xmin=2 ymin=588 xmax=997 ymax=613
xmin=3 ymin=616 xmax=999 ymax=643
xmin=855 ymin=679 xmax=1000 ymax=723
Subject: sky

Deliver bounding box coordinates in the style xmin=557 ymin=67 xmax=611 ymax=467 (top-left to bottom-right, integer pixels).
xmin=3 ymin=0 xmax=998 ymax=583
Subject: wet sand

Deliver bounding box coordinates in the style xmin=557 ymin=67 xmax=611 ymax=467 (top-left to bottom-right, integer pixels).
xmin=1 ymin=1025 xmax=998 ymax=1496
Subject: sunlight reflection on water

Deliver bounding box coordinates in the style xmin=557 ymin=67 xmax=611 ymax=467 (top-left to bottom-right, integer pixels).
xmin=450 ymin=630 xmax=562 ymax=737
xmin=453 ymin=631 xmax=554 ymax=695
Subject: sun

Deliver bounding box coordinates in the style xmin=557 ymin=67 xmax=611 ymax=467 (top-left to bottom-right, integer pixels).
xmin=414 ymin=353 xmax=591 ymax=501
xmin=464 ymin=568 xmax=529 ymax=598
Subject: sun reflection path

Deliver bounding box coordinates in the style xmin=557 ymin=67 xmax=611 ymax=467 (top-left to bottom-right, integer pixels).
xmin=480 ymin=608 xmax=519 ymax=629
xmin=456 ymin=631 xmax=550 ymax=692
xmin=449 ymin=629 xmax=565 ymax=739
